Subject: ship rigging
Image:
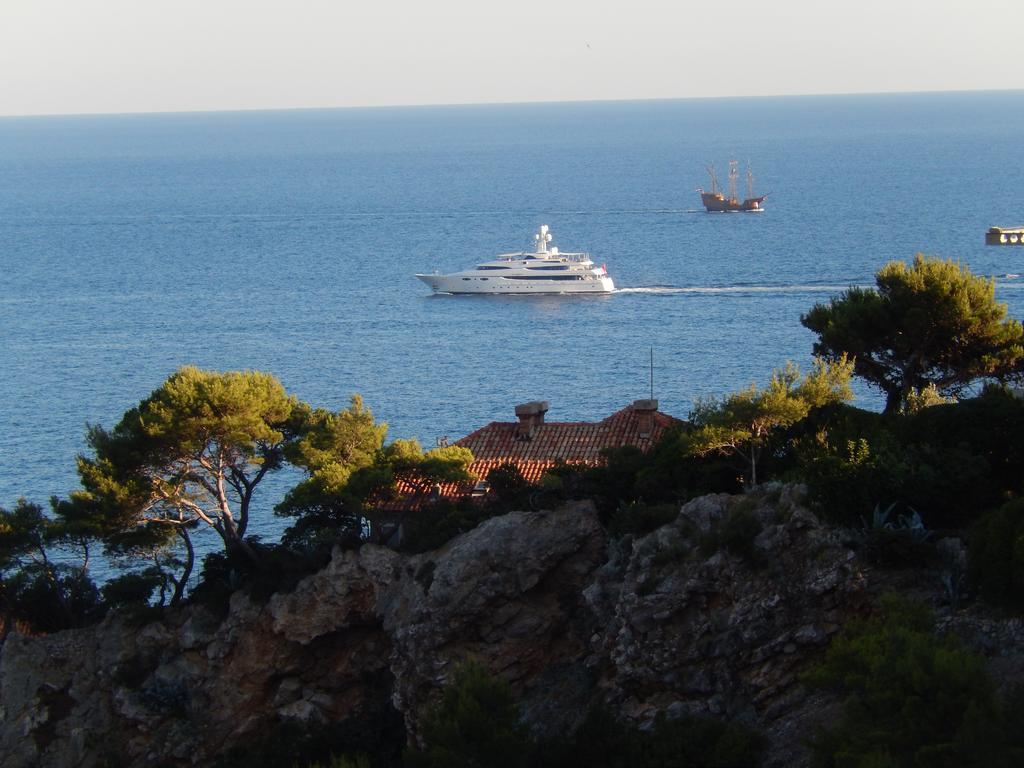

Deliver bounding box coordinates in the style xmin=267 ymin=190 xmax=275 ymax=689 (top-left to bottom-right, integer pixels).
xmin=697 ymin=161 xmax=766 ymax=213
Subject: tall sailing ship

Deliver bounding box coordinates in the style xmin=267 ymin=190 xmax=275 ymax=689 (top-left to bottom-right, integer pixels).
xmin=697 ymin=161 xmax=766 ymax=212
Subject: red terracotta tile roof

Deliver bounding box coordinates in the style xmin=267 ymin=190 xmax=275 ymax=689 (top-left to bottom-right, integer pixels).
xmin=376 ymin=403 xmax=683 ymax=515
xmin=455 ymin=403 xmax=680 ymax=463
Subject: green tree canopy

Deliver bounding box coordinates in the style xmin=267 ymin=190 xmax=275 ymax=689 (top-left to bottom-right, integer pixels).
xmin=276 ymin=395 xmax=389 ymax=528
xmin=0 ymin=499 xmax=102 ymax=639
xmin=683 ymin=356 xmax=854 ymax=487
xmin=74 ymin=367 xmax=300 ymax=596
xmin=277 ymin=400 xmax=473 ymax=548
xmin=801 ymin=255 xmax=1024 ymax=414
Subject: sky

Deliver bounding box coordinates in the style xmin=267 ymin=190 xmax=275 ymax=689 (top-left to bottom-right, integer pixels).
xmin=1 ymin=0 xmax=1022 ymax=117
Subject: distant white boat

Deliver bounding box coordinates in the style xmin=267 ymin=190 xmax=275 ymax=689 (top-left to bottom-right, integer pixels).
xmin=416 ymin=225 xmax=614 ymax=295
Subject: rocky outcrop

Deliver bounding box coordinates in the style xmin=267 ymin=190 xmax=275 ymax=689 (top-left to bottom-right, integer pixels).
xmin=583 ymin=487 xmax=866 ymax=766
xmin=0 ymin=501 xmax=606 ymax=767
xmin=269 ymin=501 xmax=607 ymax=744
xmin=2 ymin=488 xmax=1011 ymax=767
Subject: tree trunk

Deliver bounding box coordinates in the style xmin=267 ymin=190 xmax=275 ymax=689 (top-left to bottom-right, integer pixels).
xmin=0 ymin=598 xmax=12 ymax=645
xmin=170 ymin=530 xmax=194 ymax=606
xmin=37 ymin=545 xmax=73 ymax=627
xmin=238 ymin=487 xmax=253 ymax=540
xmin=884 ymin=387 xmax=903 ymax=415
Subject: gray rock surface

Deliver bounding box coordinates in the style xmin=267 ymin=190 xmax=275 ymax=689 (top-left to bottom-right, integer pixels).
xmin=1 ymin=490 xmax=1019 ymax=767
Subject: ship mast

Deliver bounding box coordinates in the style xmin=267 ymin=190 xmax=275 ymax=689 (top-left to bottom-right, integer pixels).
xmin=534 ymin=224 xmax=552 ymax=254
xmin=746 ymin=163 xmax=754 ymax=200
xmin=705 ymin=164 xmax=719 ymax=194
xmin=728 ymin=160 xmax=738 ymax=202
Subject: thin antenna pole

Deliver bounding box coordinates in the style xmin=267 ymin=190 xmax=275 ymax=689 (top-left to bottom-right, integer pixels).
xmin=650 ymin=347 xmax=654 ymax=400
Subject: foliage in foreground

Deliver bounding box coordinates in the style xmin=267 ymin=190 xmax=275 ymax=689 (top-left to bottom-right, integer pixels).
xmin=801 ymin=254 xmax=1024 ymax=414
xmin=404 ymin=661 xmax=764 ymax=768
xmin=968 ymin=498 xmax=1024 ymax=608
xmin=213 ymin=705 xmax=404 ymax=768
xmin=806 ymin=596 xmax=1024 ymax=767
xmin=398 ymin=497 xmax=499 ymax=555
xmin=0 ymin=498 xmax=104 ymax=640
xmin=404 ymin=661 xmax=530 ymax=768
xmin=277 ymin=406 xmax=475 ymax=553
xmin=682 ymin=357 xmax=853 ymax=488
xmin=606 ymin=500 xmax=680 ymax=538
xmin=698 ymin=499 xmax=764 ymax=565
xmin=795 ymin=386 xmax=1024 ymax=529
xmin=536 ymin=706 xmax=765 ymax=768
xmin=73 ymin=366 xmax=302 ymax=603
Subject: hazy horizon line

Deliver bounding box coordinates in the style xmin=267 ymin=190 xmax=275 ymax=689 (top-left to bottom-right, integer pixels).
xmin=2 ymin=86 xmax=1021 ymax=121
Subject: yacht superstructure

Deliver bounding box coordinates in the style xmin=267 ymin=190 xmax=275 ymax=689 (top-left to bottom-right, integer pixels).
xmin=416 ymin=225 xmax=614 ymax=295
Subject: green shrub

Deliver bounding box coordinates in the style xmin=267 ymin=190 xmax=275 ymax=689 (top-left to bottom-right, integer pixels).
xmin=798 ymin=435 xmax=899 ymax=527
xmin=607 ymin=501 xmax=678 ymax=538
xmin=302 ymin=756 xmax=371 ymax=768
xmin=806 ymin=596 xmax=1024 ymax=767
xmin=101 ymin=571 xmax=162 ymax=608
xmin=700 ymin=502 xmax=764 ymax=564
xmin=535 ymin=706 xmax=764 ymax=768
xmin=795 ymin=390 xmax=1024 ymax=531
xmin=403 ymin=664 xmax=764 ymax=768
xmin=637 ymin=712 xmax=766 ymax=768
xmin=399 ymin=498 xmax=499 ymax=555
xmin=650 ymin=539 xmax=693 ymax=569
xmin=897 ymin=387 xmax=1024 ymax=507
xmin=188 ymin=541 xmax=330 ymax=612
xmin=856 ymin=503 xmax=935 ymax=568
xmin=486 ymin=463 xmax=530 ymax=506
xmin=404 ymin=661 xmax=531 ymax=768
xmin=969 ymin=499 xmax=1024 ymax=608
xmin=5 ymin=563 xmax=105 ymax=633
xmin=214 ymin=705 xmax=404 ymax=768
xmin=571 ymin=434 xmax=743 ymax=520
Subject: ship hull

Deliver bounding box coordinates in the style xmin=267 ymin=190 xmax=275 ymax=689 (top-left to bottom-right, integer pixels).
xmin=417 ymin=273 xmax=615 ymax=295
xmin=700 ymin=192 xmax=766 ymax=212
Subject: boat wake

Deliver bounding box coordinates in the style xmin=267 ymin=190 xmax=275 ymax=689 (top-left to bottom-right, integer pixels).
xmin=615 ymin=284 xmax=866 ymax=296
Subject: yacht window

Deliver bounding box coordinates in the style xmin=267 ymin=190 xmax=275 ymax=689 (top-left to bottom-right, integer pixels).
xmin=504 ymin=275 xmax=587 ymax=281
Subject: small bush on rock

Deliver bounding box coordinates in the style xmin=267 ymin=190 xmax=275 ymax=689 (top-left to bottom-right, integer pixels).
xmin=807 ymin=596 xmax=1024 ymax=767
xmin=486 ymin=463 xmax=530 ymax=508
xmin=700 ymin=502 xmax=764 ymax=564
xmin=795 ymin=389 xmax=1024 ymax=531
xmin=535 ymin=706 xmax=765 ymax=768
xmin=404 ymin=661 xmax=531 ymax=768
xmin=968 ymin=499 xmax=1024 ymax=608
xmin=855 ymin=503 xmax=935 ymax=568
xmin=607 ymin=501 xmax=679 ymax=538
xmin=301 ymin=756 xmax=371 ymax=768
xmin=399 ymin=499 xmax=499 ymax=555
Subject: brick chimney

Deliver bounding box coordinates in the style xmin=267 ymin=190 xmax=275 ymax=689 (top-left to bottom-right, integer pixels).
xmin=514 ymin=400 xmax=549 ymax=440
xmin=632 ymin=399 xmax=658 ymax=439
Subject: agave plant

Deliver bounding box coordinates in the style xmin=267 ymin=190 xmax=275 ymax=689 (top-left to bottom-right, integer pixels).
xmin=858 ymin=502 xmax=933 ymax=567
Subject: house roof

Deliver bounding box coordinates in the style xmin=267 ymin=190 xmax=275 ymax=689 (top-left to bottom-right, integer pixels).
xmin=454 ymin=403 xmax=681 ymax=463
xmin=379 ymin=401 xmax=683 ymax=515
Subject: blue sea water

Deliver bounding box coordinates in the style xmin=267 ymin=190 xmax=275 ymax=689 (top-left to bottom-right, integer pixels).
xmin=2 ymin=91 xmax=1023 ymax=562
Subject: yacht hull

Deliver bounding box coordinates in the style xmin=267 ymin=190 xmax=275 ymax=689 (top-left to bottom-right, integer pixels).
xmin=417 ymin=273 xmax=615 ymax=294
xmin=416 ymin=225 xmax=614 ymax=295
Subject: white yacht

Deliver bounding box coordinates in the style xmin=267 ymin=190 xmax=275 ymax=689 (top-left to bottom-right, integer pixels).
xmin=416 ymin=225 xmax=614 ymax=295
